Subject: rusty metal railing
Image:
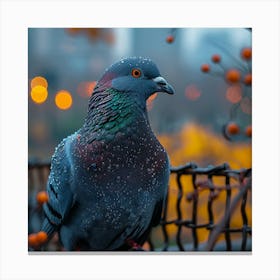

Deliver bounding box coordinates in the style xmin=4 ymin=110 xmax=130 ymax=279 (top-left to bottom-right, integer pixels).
xmin=148 ymin=163 xmax=252 ymax=251
xmin=28 ymin=161 xmax=252 ymax=251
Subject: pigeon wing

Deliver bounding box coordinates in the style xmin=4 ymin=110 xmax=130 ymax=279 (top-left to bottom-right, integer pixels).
xmin=42 ymin=136 xmax=74 ymax=234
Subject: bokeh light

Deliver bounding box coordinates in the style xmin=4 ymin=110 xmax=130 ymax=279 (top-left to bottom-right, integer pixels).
xmin=241 ymin=97 xmax=252 ymax=115
xmin=103 ymin=32 xmax=115 ymax=44
xmin=31 ymin=76 xmax=48 ymax=89
xmin=77 ymin=81 xmax=97 ymax=98
xmin=66 ymin=28 xmax=82 ymax=35
xmin=55 ymin=90 xmax=73 ymax=110
xmin=185 ymin=84 xmax=201 ymax=101
xmin=30 ymin=121 xmax=48 ymax=142
xmin=147 ymin=93 xmax=158 ymax=111
xmin=66 ymin=28 xmax=115 ymax=44
xmin=226 ymin=85 xmax=242 ymax=104
xmin=30 ymin=85 xmax=48 ymax=104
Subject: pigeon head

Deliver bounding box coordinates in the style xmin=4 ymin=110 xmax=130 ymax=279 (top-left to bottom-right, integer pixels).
xmin=95 ymin=57 xmax=174 ymax=100
xmin=84 ymin=57 xmax=174 ymax=139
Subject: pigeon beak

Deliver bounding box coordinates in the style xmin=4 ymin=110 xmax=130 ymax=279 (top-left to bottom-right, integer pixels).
xmin=153 ymin=76 xmax=175 ymax=95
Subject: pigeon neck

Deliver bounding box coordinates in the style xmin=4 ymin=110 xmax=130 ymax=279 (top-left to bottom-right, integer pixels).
xmin=83 ymin=89 xmax=151 ymax=142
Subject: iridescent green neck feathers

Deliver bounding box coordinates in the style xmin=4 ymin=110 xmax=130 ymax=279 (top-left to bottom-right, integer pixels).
xmin=83 ymin=88 xmax=149 ymax=143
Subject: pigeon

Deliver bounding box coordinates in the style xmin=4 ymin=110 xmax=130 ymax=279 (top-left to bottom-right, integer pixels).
xmin=40 ymin=57 xmax=174 ymax=251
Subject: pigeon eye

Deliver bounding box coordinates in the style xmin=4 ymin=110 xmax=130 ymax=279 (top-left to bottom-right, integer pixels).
xmin=131 ymin=68 xmax=142 ymax=78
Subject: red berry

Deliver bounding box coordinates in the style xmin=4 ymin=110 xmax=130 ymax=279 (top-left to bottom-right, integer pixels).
xmin=241 ymin=47 xmax=252 ymax=60
xmin=227 ymin=122 xmax=240 ymax=135
xmin=36 ymin=191 xmax=49 ymax=205
xmin=28 ymin=233 xmax=39 ymax=247
xmin=245 ymin=126 xmax=252 ymax=137
xmin=244 ymin=73 xmax=252 ymax=85
xmin=201 ymin=64 xmax=210 ymax=73
xmin=36 ymin=231 xmax=48 ymax=243
xmin=211 ymin=54 xmax=221 ymax=63
xmin=166 ymin=35 xmax=174 ymax=44
xmin=226 ymin=69 xmax=241 ymax=83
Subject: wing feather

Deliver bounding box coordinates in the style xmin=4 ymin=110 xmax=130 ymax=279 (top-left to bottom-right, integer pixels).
xmin=42 ymin=136 xmax=74 ymax=230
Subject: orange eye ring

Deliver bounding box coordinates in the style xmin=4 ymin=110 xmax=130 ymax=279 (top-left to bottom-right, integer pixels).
xmin=131 ymin=68 xmax=142 ymax=78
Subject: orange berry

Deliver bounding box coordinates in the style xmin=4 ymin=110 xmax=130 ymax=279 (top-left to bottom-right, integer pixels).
xmin=36 ymin=191 xmax=49 ymax=205
xmin=28 ymin=233 xmax=39 ymax=247
xmin=36 ymin=231 xmax=48 ymax=243
xmin=166 ymin=35 xmax=174 ymax=44
xmin=211 ymin=54 xmax=221 ymax=63
xmin=244 ymin=73 xmax=252 ymax=85
xmin=225 ymin=69 xmax=241 ymax=83
xmin=201 ymin=64 xmax=210 ymax=73
xmin=241 ymin=47 xmax=252 ymax=60
xmin=67 ymin=28 xmax=82 ymax=35
xmin=227 ymin=122 xmax=240 ymax=135
xmin=245 ymin=125 xmax=252 ymax=137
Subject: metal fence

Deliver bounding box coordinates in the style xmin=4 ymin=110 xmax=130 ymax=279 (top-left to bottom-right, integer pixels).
xmin=28 ymin=161 xmax=252 ymax=252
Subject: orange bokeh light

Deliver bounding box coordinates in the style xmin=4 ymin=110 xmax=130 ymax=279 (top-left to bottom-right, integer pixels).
xmin=30 ymin=85 xmax=48 ymax=104
xmin=241 ymin=97 xmax=252 ymax=115
xmin=55 ymin=90 xmax=73 ymax=110
xmin=31 ymin=76 xmax=48 ymax=89
xmin=147 ymin=93 xmax=158 ymax=111
xmin=103 ymin=32 xmax=115 ymax=44
xmin=226 ymin=85 xmax=242 ymax=104
xmin=185 ymin=85 xmax=201 ymax=101
xmin=66 ymin=28 xmax=82 ymax=35
xmin=77 ymin=81 xmax=97 ymax=98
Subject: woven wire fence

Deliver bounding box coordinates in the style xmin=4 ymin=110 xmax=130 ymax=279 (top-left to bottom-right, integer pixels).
xmin=28 ymin=161 xmax=252 ymax=252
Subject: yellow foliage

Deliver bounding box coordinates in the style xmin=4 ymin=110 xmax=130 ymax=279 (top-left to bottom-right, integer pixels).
xmin=154 ymin=123 xmax=252 ymax=248
xmin=158 ymin=123 xmax=251 ymax=168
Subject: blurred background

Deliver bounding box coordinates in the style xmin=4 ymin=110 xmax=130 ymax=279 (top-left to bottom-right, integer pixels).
xmin=28 ymin=28 xmax=252 ymax=250
xmin=28 ymin=28 xmax=252 ymax=166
